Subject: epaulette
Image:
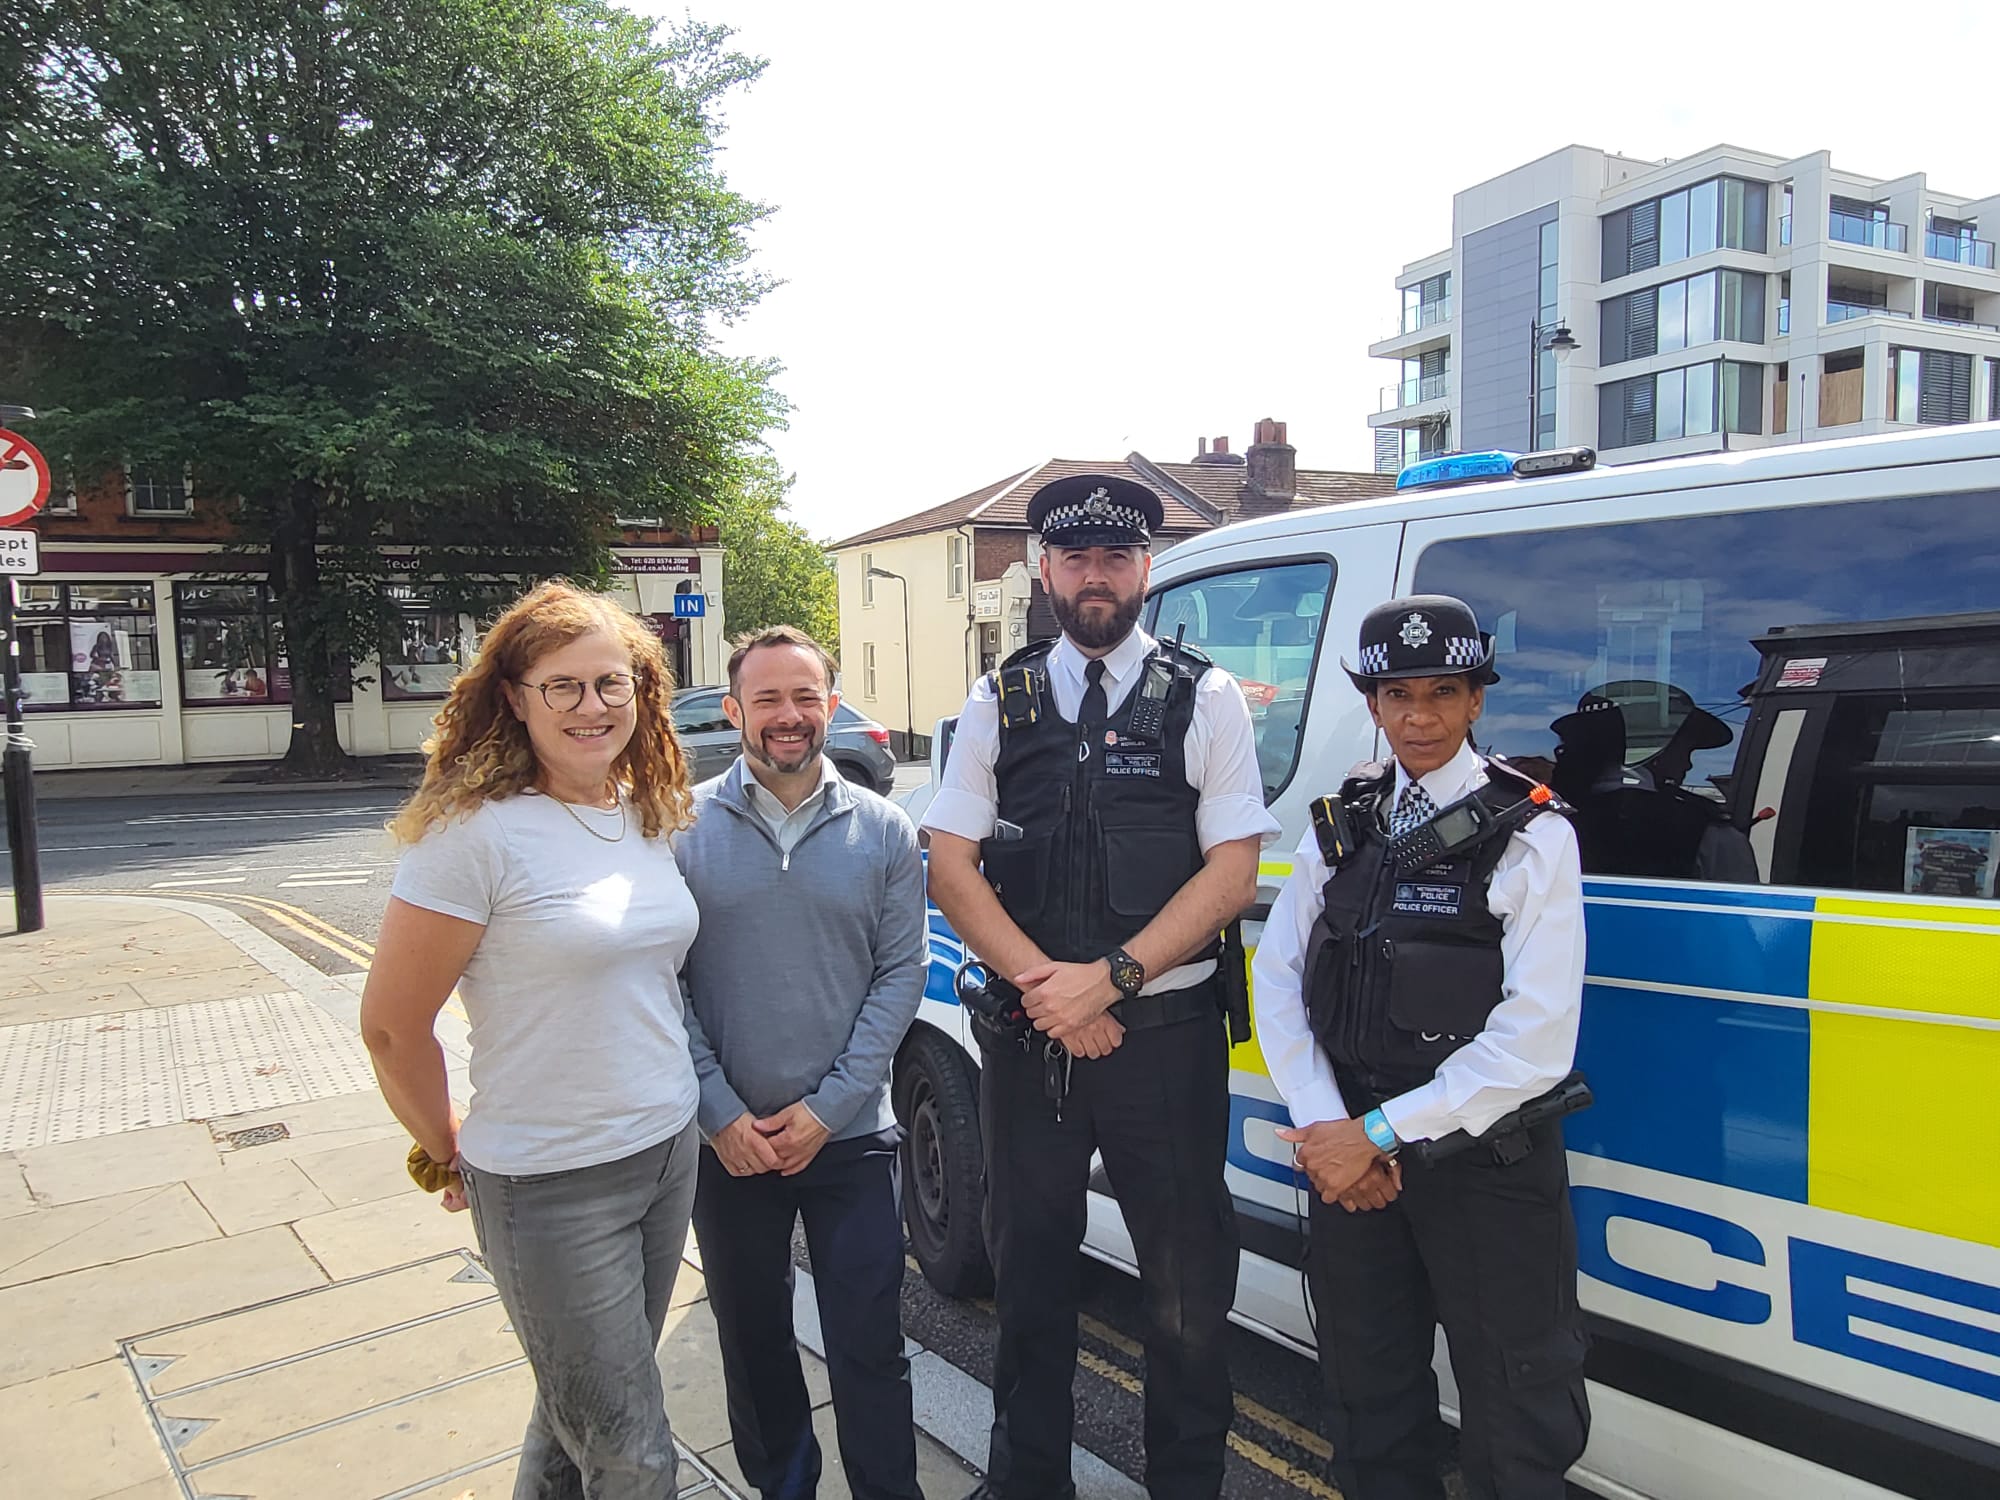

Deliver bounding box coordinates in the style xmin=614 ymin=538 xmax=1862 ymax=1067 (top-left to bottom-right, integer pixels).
xmin=996 ymin=637 xmax=1057 ymax=673
xmin=1338 ymin=759 xmax=1393 ymax=801
xmin=1156 ymin=637 xmax=1214 ymax=672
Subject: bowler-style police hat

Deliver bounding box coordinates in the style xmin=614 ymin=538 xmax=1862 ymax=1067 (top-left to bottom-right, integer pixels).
xmin=1343 ymin=594 xmax=1498 ymax=692
xmin=1027 ymin=473 xmax=1162 ymax=549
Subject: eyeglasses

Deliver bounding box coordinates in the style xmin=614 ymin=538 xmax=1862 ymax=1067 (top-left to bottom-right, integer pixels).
xmin=517 ymin=673 xmax=638 ymax=712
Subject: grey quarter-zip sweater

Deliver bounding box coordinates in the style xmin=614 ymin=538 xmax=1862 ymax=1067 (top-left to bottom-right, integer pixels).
xmin=672 ymin=757 xmax=927 ymax=1142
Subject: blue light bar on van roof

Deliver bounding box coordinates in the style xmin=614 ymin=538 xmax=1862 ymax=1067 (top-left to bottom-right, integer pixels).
xmin=1395 ymin=446 xmax=1598 ymax=492
xmin=1395 ymin=451 xmax=1519 ymax=491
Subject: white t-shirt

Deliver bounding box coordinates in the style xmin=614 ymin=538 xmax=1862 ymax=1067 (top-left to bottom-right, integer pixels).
xmin=390 ymin=791 xmax=702 ymax=1175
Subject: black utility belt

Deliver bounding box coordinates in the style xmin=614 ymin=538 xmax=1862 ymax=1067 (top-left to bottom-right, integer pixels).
xmin=1107 ymin=974 xmax=1220 ymax=1032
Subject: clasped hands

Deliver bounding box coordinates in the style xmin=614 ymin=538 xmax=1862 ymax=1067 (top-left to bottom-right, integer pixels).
xmin=1013 ymin=959 xmax=1126 ymax=1059
xmin=713 ymin=1102 xmax=832 ymax=1178
xmin=1276 ymin=1117 xmax=1403 ymax=1213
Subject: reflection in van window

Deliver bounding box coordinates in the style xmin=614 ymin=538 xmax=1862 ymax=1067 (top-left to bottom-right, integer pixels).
xmin=1413 ymin=491 xmax=2000 ymax=894
xmin=1149 ymin=561 xmax=1333 ymax=801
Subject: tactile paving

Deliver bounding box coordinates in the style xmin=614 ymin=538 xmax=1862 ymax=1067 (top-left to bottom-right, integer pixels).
xmin=0 ymin=992 xmax=378 ymax=1151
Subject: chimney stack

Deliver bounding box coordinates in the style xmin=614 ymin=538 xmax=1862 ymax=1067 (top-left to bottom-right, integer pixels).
xmin=1193 ymin=434 xmax=1245 ymax=466
xmin=1246 ymin=417 xmax=1296 ymax=501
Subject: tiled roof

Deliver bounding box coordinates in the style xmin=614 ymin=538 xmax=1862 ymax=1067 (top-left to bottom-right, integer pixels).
xmin=828 ymin=454 xmax=1393 ymax=550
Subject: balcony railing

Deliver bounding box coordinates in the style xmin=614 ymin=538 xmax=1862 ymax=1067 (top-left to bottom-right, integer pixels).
xmin=1828 ymin=213 xmax=1909 ymax=252
xmin=1925 ymin=231 xmax=1997 ymax=269
xmin=1926 ymin=312 xmax=2000 ymax=333
xmin=1380 ymin=370 xmax=1451 ymax=410
xmin=1393 ymin=297 xmax=1453 ymax=336
xmin=1826 ymin=300 xmax=1910 ymax=324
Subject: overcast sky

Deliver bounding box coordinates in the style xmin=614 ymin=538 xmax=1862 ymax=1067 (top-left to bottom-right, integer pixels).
xmin=638 ymin=0 xmax=1997 ymax=543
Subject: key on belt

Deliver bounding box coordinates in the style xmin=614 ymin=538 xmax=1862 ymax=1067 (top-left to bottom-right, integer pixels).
xmin=1043 ymin=1039 xmax=1074 ymax=1121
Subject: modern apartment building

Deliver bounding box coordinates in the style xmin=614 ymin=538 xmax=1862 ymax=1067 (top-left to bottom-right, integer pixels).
xmin=1368 ymin=145 xmax=2000 ymax=470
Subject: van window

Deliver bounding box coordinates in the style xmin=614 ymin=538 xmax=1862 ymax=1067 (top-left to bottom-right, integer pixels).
xmin=1412 ymin=490 xmax=2000 ymax=893
xmin=1148 ymin=561 xmax=1333 ymax=800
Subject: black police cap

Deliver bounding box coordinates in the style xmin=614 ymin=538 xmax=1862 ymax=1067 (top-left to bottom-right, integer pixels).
xmin=1027 ymin=473 xmax=1162 ymax=549
xmin=1343 ymin=594 xmax=1497 ymax=692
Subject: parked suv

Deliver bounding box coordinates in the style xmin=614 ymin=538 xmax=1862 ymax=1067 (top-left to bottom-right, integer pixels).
xmin=670 ymin=686 xmax=897 ymax=794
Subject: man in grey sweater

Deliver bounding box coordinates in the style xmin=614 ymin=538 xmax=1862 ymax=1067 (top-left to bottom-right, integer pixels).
xmin=674 ymin=626 xmax=927 ymax=1500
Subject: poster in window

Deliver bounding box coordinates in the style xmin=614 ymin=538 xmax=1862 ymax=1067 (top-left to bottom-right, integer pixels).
xmin=180 ymin=615 xmax=272 ymax=705
xmin=1903 ymin=827 xmax=1997 ymax=899
xmin=20 ymin=673 xmax=70 ymax=707
xmin=66 ymin=620 xmax=162 ymax=707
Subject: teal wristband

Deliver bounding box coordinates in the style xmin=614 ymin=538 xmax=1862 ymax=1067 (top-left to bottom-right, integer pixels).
xmin=1362 ymin=1109 xmax=1399 ymax=1153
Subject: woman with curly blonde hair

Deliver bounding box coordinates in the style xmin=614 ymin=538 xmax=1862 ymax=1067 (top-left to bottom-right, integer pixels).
xmin=361 ymin=580 xmax=704 ymax=1500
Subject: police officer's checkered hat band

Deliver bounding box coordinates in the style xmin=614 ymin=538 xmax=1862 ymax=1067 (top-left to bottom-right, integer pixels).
xmin=1342 ymin=594 xmax=1498 ymax=690
xmin=1025 ymin=472 xmax=1164 ymax=548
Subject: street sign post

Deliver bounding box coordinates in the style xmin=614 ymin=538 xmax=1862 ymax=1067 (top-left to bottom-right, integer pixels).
xmin=0 ymin=424 xmax=47 ymax=932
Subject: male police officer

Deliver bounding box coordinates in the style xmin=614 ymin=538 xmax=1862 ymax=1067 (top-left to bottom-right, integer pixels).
xmin=1252 ymin=595 xmax=1590 ymax=1500
xmin=923 ymin=472 xmax=1278 ymax=1500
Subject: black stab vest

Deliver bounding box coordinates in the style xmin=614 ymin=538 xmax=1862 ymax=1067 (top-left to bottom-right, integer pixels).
xmin=1304 ymin=759 xmax=1553 ymax=1109
xmin=981 ymin=639 xmax=1209 ymax=965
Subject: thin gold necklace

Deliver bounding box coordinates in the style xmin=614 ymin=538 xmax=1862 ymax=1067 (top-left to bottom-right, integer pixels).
xmin=546 ymin=789 xmax=627 ymax=843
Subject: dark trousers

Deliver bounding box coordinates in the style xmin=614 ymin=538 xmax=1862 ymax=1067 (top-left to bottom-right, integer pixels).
xmin=692 ymin=1129 xmax=922 ymax=1500
xmin=1305 ymin=1122 xmax=1590 ymax=1500
xmin=980 ymin=1011 xmax=1239 ymax=1500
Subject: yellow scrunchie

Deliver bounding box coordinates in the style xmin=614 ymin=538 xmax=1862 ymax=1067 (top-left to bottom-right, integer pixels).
xmin=406 ymin=1142 xmax=463 ymax=1195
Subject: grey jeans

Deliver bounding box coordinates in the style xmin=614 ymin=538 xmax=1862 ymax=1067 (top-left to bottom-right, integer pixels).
xmin=462 ymin=1124 xmax=700 ymax=1500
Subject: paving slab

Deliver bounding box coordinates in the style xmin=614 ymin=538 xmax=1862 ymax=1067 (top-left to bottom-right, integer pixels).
xmin=696 ymin=1373 xmax=982 ymax=1500
xmin=0 ymin=1183 xmax=220 ymax=1288
xmin=0 ymin=1226 xmax=325 ymax=1388
xmin=295 ymin=1136 xmax=428 ymax=1209
xmin=18 ymin=1122 xmax=224 ymax=1205
xmin=656 ymin=1297 xmax=831 ymax=1455
xmin=188 ymin=1156 xmax=337 ymax=1235
xmin=0 ymin=1151 xmax=34 ymax=1218
xmin=134 ymin=1254 xmax=496 ymax=1397
xmin=0 ymin=1358 xmax=174 ymax=1500
xmin=159 ymin=1300 xmax=522 ymax=1467
xmin=0 ymin=981 xmax=151 ymax=1024
xmin=393 ymin=1455 xmax=522 ymax=1499
xmin=291 ymin=1191 xmax=480 ymax=1281
xmin=211 ymin=1091 xmax=403 ymax=1146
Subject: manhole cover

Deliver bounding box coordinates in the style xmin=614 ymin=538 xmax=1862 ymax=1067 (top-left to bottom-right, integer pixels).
xmin=219 ymin=1123 xmax=290 ymax=1149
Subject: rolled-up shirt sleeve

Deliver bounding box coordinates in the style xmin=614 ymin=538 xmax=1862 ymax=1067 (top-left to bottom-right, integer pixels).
xmin=1251 ymin=828 xmax=1351 ymax=1128
xmin=1378 ymin=813 xmax=1586 ymax=1143
xmin=1187 ymin=669 xmax=1282 ymax=852
xmin=919 ymin=680 xmax=1001 ymax=843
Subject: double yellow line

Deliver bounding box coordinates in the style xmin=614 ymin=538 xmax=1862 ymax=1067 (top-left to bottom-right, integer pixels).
xmin=89 ymin=884 xmax=376 ymax=968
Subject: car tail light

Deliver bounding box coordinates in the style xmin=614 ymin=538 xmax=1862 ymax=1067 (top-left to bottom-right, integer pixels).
xmin=865 ymin=727 xmax=891 ymax=745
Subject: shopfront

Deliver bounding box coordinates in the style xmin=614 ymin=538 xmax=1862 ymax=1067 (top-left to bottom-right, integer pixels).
xmin=12 ymin=544 xmax=725 ymax=769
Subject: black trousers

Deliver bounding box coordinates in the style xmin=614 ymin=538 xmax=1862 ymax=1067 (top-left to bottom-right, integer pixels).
xmin=980 ymin=1009 xmax=1239 ymax=1500
xmin=692 ymin=1129 xmax=923 ymax=1500
xmin=1305 ymin=1122 xmax=1590 ymax=1500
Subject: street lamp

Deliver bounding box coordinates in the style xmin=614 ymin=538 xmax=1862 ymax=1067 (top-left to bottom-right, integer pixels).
xmin=866 ymin=566 xmax=914 ymax=759
xmin=1526 ymin=321 xmax=1578 ymax=452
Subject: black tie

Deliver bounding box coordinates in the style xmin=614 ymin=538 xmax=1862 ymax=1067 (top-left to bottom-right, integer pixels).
xmin=1079 ymin=659 xmax=1108 ymax=733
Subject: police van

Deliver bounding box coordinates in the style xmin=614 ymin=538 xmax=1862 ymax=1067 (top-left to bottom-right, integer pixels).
xmin=890 ymin=423 xmax=2000 ymax=1500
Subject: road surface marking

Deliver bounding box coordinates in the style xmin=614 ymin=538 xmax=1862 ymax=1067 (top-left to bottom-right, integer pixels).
xmin=126 ymin=806 xmax=398 ymax=825
xmin=149 ymin=876 xmax=249 ymax=888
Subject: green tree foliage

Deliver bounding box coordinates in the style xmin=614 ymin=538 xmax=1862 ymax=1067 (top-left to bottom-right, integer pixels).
xmin=716 ymin=457 xmax=837 ymax=652
xmin=2 ymin=0 xmax=784 ymax=772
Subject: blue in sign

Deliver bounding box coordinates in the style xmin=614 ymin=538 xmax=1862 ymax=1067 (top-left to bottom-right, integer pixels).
xmin=674 ymin=594 xmax=707 ymax=618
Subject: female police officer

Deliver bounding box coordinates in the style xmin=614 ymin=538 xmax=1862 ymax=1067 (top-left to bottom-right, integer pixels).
xmin=1252 ymin=594 xmax=1590 ymax=1500
xmin=923 ymin=472 xmax=1277 ymax=1500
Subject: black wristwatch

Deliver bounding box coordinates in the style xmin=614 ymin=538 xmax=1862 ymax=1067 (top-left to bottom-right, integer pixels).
xmin=1105 ymin=948 xmax=1146 ymax=1001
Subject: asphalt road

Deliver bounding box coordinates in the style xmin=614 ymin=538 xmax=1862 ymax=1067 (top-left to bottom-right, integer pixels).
xmin=5 ymin=775 xmax=1550 ymax=1499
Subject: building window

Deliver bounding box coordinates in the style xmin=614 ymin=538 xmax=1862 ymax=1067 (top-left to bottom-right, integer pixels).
xmin=946 ymin=534 xmax=966 ymax=598
xmin=1602 ymin=268 xmax=1766 ymax=368
xmin=1604 ymin=178 xmax=1767 ymax=280
xmin=126 ymin=464 xmax=191 ymax=516
xmin=172 ymin=583 xmax=353 ymax=707
xmin=1411 ymin=487 xmax=2000 ymax=893
xmin=1401 ymin=273 xmax=1451 ymax=333
xmin=1600 ymin=361 xmax=1761 ymax=447
xmin=862 ymin=553 xmax=875 ymax=608
xmin=9 ymin=580 xmax=163 ymax=710
xmin=1888 ymin=348 xmax=1974 ymax=425
xmin=1535 ymin=219 xmax=1560 ymax=450
xmin=1147 ymin=561 xmax=1334 ymax=801
xmin=862 ymin=642 xmax=877 ymax=699
xmin=381 ymin=588 xmax=465 ymax=701
xmin=1989 ymin=359 xmax=2000 ymax=421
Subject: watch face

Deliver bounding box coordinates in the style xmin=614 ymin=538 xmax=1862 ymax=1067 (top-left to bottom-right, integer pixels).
xmin=1111 ymin=954 xmax=1144 ymax=995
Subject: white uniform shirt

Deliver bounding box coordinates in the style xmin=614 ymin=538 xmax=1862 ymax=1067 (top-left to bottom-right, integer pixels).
xmin=922 ymin=626 xmax=1280 ymax=995
xmin=1251 ymin=740 xmax=1585 ymax=1142
xmin=742 ymin=755 xmax=838 ymax=855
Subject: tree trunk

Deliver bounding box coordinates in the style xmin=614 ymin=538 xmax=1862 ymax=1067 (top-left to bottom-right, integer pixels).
xmin=273 ymin=484 xmax=355 ymax=779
